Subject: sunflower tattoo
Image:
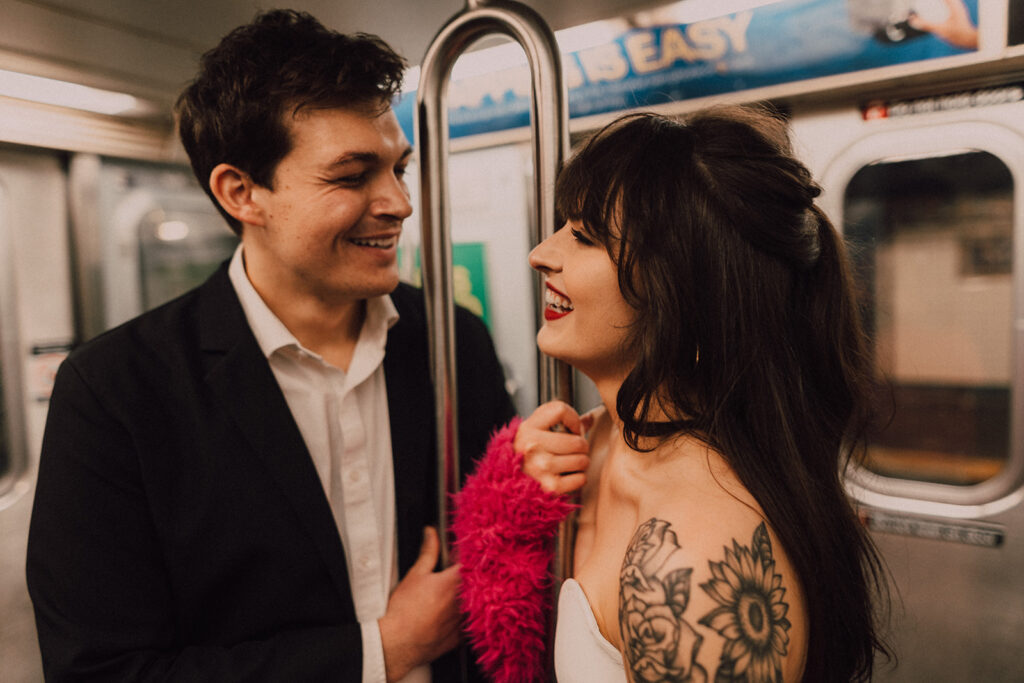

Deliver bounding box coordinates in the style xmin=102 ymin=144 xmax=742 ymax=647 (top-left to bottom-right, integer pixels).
xmin=619 ymin=519 xmax=791 ymax=683
xmin=699 ymin=523 xmax=791 ymax=682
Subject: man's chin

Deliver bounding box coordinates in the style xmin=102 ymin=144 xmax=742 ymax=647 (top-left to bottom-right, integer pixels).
xmin=355 ymin=273 xmax=402 ymax=299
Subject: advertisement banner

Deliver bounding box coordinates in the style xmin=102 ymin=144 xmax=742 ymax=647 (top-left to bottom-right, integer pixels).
xmin=395 ymin=0 xmax=979 ymax=140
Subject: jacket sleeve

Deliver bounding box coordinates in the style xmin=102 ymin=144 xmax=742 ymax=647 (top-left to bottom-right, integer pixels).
xmin=26 ymin=359 xmax=363 ymax=682
xmin=451 ymin=418 xmax=575 ymax=683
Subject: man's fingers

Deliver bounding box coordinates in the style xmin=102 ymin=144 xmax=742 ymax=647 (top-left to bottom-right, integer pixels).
xmin=410 ymin=527 xmax=440 ymax=574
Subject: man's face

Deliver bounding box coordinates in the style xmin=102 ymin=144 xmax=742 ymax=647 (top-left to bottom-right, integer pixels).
xmin=242 ymin=105 xmax=413 ymax=308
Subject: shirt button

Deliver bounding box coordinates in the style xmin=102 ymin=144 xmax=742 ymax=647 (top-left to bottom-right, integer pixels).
xmin=348 ymin=470 xmax=361 ymax=483
xmin=358 ymin=555 xmax=372 ymax=570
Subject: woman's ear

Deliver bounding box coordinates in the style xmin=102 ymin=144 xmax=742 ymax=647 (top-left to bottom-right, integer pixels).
xmin=208 ymin=163 xmax=266 ymax=227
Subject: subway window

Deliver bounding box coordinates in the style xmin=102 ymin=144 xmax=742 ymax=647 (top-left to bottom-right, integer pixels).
xmin=844 ymin=151 xmax=1013 ymax=486
xmin=0 ymin=183 xmax=14 ymax=490
xmin=0 ymin=376 xmax=8 ymax=482
xmin=137 ymin=207 xmax=238 ymax=312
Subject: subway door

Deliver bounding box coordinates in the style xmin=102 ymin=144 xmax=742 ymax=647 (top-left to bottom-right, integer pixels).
xmin=0 ymin=146 xmax=75 ymax=682
xmin=400 ymin=144 xmax=541 ymax=416
xmin=808 ymin=102 xmax=1024 ymax=682
xmin=69 ymin=155 xmax=238 ymax=343
xmin=400 ymin=143 xmax=602 ymax=419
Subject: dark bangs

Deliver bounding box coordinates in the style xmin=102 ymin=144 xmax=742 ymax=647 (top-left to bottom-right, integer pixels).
xmin=555 ymin=114 xmax=697 ymax=310
xmin=555 ymin=114 xmax=705 ymax=443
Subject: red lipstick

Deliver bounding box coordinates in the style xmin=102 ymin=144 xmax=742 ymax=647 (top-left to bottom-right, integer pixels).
xmin=543 ymin=282 xmax=572 ymax=321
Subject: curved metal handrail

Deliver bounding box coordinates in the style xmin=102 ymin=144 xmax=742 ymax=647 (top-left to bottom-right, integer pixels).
xmin=416 ymin=0 xmax=572 ymax=572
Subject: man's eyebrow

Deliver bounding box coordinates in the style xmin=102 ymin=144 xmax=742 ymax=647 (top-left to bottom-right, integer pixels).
xmin=327 ymin=152 xmax=379 ymax=168
xmin=328 ymin=146 xmax=414 ymax=167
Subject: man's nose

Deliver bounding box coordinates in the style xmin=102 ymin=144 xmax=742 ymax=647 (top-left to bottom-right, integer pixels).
xmin=374 ymin=173 xmax=413 ymax=220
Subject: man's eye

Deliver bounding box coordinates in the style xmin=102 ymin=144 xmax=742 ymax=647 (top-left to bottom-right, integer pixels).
xmin=570 ymin=228 xmax=594 ymax=246
xmin=333 ymin=174 xmax=366 ymax=186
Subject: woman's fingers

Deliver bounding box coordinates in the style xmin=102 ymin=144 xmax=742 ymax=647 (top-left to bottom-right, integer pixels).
xmin=515 ymin=400 xmax=594 ymax=494
xmin=520 ymin=400 xmax=585 ymax=435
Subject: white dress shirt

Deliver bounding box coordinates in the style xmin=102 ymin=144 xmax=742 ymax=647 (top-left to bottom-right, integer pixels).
xmin=229 ymin=246 xmax=430 ymax=683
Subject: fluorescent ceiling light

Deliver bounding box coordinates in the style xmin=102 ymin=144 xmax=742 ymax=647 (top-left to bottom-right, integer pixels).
xmin=0 ymin=69 xmax=138 ymax=115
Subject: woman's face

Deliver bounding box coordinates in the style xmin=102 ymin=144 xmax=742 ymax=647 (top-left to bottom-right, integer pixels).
xmin=528 ymin=220 xmax=637 ymax=380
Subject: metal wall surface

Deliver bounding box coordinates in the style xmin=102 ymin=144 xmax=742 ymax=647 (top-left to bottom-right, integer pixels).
xmin=0 ymin=146 xmax=75 ymax=683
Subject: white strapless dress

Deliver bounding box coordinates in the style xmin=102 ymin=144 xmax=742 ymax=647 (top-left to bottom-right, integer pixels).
xmin=554 ymin=578 xmax=626 ymax=682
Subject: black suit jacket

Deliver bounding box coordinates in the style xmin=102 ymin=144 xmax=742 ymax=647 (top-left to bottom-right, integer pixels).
xmin=26 ymin=265 xmax=514 ymax=681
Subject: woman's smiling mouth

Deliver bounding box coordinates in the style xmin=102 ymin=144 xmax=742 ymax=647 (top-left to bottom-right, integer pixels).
xmin=544 ymin=284 xmax=573 ymax=320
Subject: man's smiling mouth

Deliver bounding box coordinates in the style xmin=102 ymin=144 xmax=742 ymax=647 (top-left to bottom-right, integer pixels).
xmin=350 ymin=236 xmax=398 ymax=249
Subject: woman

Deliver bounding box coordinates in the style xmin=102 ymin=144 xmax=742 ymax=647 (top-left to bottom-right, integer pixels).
xmin=454 ymin=106 xmax=891 ymax=682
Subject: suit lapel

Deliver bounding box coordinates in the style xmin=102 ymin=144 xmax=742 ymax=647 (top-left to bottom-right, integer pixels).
xmin=196 ymin=267 xmax=355 ymax=610
xmin=384 ymin=286 xmax=437 ymax=576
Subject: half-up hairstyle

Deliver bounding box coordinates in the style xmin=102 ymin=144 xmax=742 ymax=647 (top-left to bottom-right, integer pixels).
xmin=555 ymin=106 xmax=892 ymax=681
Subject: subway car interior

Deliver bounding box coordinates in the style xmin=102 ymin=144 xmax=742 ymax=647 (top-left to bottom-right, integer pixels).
xmin=2 ymin=0 xmax=1024 ymax=680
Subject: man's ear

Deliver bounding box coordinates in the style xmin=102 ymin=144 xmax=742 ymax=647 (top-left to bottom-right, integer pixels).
xmin=208 ymin=163 xmax=266 ymax=227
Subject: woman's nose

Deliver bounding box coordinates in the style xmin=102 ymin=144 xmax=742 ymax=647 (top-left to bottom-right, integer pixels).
xmin=528 ymin=228 xmax=563 ymax=273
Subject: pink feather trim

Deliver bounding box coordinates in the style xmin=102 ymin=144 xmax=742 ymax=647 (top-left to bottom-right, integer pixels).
xmin=452 ymin=418 xmax=575 ymax=683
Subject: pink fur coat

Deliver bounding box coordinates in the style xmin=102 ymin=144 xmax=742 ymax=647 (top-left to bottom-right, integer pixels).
xmin=452 ymin=418 xmax=575 ymax=683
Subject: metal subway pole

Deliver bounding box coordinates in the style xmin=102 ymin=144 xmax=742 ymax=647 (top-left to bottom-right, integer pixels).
xmin=415 ymin=0 xmax=572 ymax=679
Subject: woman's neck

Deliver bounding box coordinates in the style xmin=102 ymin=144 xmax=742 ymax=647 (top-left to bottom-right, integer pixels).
xmin=591 ymin=372 xmax=625 ymax=427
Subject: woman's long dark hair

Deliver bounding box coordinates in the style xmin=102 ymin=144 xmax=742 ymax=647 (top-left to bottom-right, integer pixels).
xmin=556 ymin=106 xmax=892 ymax=681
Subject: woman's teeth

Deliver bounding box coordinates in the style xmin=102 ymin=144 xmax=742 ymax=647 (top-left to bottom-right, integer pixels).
xmin=545 ymin=288 xmax=573 ymax=312
xmin=351 ymin=236 xmax=397 ymax=248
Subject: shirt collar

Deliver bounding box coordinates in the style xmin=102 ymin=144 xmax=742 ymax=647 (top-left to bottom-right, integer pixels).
xmin=227 ymin=244 xmax=399 ymax=361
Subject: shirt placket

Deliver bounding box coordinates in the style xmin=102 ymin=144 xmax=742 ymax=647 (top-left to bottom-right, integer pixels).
xmin=333 ymin=373 xmax=387 ymax=619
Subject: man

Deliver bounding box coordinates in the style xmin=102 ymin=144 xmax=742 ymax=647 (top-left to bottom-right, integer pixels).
xmin=26 ymin=10 xmax=514 ymax=682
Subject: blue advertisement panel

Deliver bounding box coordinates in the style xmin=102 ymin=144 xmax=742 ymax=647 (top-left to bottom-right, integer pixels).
xmin=395 ymin=0 xmax=979 ymax=140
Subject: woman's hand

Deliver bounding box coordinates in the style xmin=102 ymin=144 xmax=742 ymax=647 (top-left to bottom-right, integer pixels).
xmin=514 ymin=401 xmax=593 ymax=495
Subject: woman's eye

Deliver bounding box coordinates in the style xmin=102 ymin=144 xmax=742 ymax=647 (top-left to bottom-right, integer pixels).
xmin=570 ymin=228 xmax=594 ymax=246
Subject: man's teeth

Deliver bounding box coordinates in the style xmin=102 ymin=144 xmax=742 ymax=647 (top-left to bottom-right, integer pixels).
xmin=351 ymin=236 xmax=397 ymax=248
xmin=545 ymin=289 xmax=573 ymax=312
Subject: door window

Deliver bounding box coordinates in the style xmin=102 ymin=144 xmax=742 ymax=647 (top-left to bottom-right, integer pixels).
xmin=843 ymin=151 xmax=1013 ymax=486
xmin=137 ymin=208 xmax=238 ymax=311
xmin=0 ymin=181 xmax=16 ymax=492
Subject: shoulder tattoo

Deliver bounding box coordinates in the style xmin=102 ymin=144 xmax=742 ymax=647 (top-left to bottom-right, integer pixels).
xmin=619 ymin=519 xmax=791 ymax=683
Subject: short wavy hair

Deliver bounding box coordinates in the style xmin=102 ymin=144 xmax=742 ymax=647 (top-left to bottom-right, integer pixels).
xmin=175 ymin=9 xmax=407 ymax=232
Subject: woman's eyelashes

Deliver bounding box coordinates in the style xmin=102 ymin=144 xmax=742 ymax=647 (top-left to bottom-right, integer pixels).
xmin=570 ymin=228 xmax=595 ymax=246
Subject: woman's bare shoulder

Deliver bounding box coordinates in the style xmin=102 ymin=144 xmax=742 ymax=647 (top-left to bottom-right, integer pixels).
xmin=617 ymin=508 xmax=808 ymax=682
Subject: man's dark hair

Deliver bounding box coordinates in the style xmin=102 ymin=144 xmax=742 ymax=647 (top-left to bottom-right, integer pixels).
xmin=175 ymin=9 xmax=407 ymax=233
